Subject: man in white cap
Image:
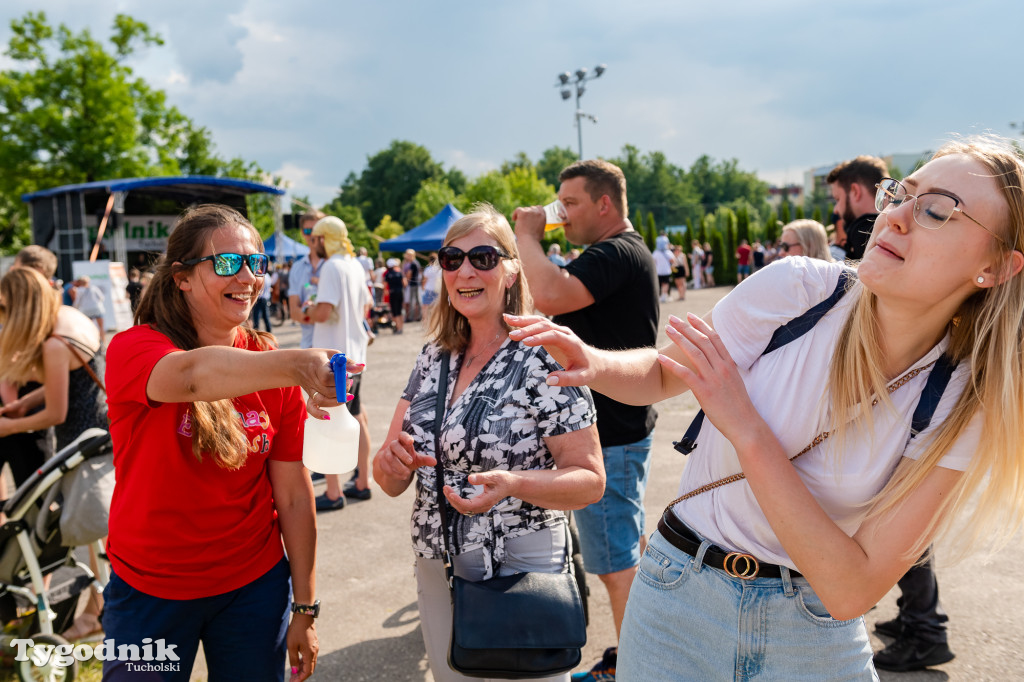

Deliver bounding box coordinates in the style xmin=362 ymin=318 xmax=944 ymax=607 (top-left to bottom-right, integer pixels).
xmin=308 ymin=216 xmax=374 ymax=508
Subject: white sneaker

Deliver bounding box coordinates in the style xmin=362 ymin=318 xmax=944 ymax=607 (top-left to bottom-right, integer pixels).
xmin=660 ymin=293 xmax=668 ymax=303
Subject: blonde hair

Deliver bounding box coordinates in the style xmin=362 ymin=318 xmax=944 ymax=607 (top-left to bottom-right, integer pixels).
xmin=312 ymin=215 xmax=355 ymax=258
xmin=427 ymin=204 xmax=533 ymax=353
xmin=830 ymin=135 xmax=1024 ymax=558
xmin=135 ymin=204 xmax=275 ymax=470
xmin=782 ymin=220 xmax=832 ymax=262
xmin=0 ymin=268 xmax=61 ymax=385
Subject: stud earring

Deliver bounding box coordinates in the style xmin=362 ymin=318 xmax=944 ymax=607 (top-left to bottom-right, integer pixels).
xmin=977 ymin=276 xmax=985 ymax=284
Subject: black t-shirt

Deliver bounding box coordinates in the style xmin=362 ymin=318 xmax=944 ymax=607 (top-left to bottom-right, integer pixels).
xmin=405 ymin=260 xmax=421 ymax=285
xmin=553 ymin=230 xmax=659 ymax=446
xmin=843 ymin=213 xmax=877 ymax=261
xmin=384 ymin=268 xmax=405 ymax=295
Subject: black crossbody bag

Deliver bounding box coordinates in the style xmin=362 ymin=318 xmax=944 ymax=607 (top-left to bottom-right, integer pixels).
xmin=432 ymin=351 xmax=586 ymax=679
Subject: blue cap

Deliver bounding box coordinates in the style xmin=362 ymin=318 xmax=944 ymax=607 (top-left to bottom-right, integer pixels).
xmin=331 ymin=353 xmax=347 ymax=400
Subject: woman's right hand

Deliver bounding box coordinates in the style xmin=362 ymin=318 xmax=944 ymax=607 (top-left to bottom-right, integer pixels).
xmin=299 ymin=350 xmax=364 ymax=420
xmin=505 ymin=314 xmax=595 ymax=387
xmin=374 ymin=431 xmax=436 ymax=482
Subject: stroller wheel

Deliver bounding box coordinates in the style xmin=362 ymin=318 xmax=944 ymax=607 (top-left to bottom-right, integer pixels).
xmin=16 ymin=633 xmax=77 ymax=682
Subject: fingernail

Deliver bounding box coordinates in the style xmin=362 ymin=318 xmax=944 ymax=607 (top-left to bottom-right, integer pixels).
xmin=658 ymin=353 xmax=671 ymax=363
xmin=353 ymin=363 xmax=365 ymax=368
xmin=669 ymin=314 xmax=682 ymax=324
xmin=546 ymin=375 xmax=559 ymax=386
xmin=687 ymin=312 xmax=699 ymax=320
xmin=346 ymin=393 xmax=355 ymax=402
xmin=323 ymin=414 xmax=331 ymax=420
xmin=292 ymin=667 xmax=298 ymax=675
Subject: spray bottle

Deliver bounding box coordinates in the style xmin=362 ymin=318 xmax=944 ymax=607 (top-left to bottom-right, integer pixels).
xmin=302 ymin=353 xmax=360 ymax=474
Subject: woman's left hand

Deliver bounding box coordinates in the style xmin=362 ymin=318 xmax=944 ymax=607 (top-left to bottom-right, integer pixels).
xmin=443 ymin=470 xmax=516 ymax=516
xmin=286 ymin=615 xmax=318 ymax=682
xmin=659 ymin=313 xmax=761 ymax=448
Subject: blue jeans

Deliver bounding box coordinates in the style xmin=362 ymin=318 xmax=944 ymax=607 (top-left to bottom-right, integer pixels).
xmin=573 ymin=433 xmax=653 ymax=574
xmin=618 ymin=530 xmax=877 ymax=681
xmin=101 ymin=558 xmax=291 ymax=681
xmin=251 ymin=298 xmax=272 ymax=332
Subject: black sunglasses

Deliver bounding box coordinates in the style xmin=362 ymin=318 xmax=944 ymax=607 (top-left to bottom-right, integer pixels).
xmin=437 ymin=245 xmax=511 ymax=272
xmin=779 ymin=241 xmax=799 ymax=252
xmin=182 ymin=253 xmax=270 ymax=277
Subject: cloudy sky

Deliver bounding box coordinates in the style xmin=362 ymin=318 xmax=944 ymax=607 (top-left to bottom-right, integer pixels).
xmin=3 ymin=1 xmax=1022 ymax=209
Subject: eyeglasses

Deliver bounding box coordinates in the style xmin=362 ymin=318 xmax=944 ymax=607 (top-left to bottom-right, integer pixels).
xmin=779 ymin=241 xmax=799 ymax=252
xmin=437 ymin=245 xmax=511 ymax=272
xmin=302 ymin=228 xmax=313 ymax=236
xmin=182 ymin=253 xmax=270 ymax=277
xmin=874 ymin=178 xmax=1007 ymax=246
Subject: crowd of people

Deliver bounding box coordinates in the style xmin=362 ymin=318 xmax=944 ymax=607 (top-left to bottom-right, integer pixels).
xmin=0 ymin=137 xmax=1023 ymax=681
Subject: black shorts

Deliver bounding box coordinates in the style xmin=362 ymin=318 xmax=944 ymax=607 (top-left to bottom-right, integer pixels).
xmin=658 ymin=274 xmax=672 ymax=288
xmin=346 ymin=373 xmax=363 ymax=415
xmin=388 ymin=292 xmax=404 ymax=317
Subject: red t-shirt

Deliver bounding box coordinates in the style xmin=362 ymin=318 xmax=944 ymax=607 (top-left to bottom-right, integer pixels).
xmin=104 ymin=325 xmax=306 ymax=599
xmin=736 ymin=244 xmax=752 ymax=266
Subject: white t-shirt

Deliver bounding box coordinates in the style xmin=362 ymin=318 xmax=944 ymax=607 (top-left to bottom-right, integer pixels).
xmin=652 ymin=248 xmax=674 ymax=277
xmin=312 ymin=254 xmax=371 ymax=365
xmin=422 ymin=263 xmax=442 ymax=295
xmin=357 ymin=254 xmax=374 ymax=282
xmin=673 ymin=257 xmax=980 ymax=568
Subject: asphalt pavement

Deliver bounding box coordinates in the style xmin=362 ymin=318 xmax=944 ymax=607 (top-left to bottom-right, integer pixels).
xmin=202 ymin=288 xmax=1023 ymax=681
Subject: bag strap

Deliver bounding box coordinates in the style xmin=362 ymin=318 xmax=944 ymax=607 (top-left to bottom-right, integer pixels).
xmin=432 ymin=351 xmax=455 ymax=589
xmin=52 ymin=335 xmax=105 ymax=394
xmin=673 ymin=269 xmax=856 ymax=455
xmin=666 ymin=357 xmax=943 ymax=511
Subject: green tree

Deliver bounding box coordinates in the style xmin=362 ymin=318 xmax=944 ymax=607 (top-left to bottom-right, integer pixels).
xmin=812 ymin=206 xmax=823 ymax=224
xmin=709 ymin=231 xmax=725 ymax=287
xmin=374 ymin=215 xmax=404 ymax=250
xmin=408 ymin=178 xmax=457 ymax=227
xmin=457 ymin=171 xmax=513 ymax=217
xmin=339 ymin=140 xmax=445 ymax=228
xmin=764 ymin=210 xmax=780 ymax=243
xmin=0 ymin=11 xmax=261 ymax=251
xmin=500 ymin=151 xmax=534 ymax=175
xmin=536 ymin=146 xmax=578 ymax=188
xmin=779 ymin=200 xmax=792 ymax=226
xmin=736 ymin=203 xmax=751 ymax=244
xmin=645 ymin=213 xmax=657 ymax=251
xmin=795 ymin=205 xmax=805 ymax=220
xmin=505 ymin=166 xmax=556 ymax=210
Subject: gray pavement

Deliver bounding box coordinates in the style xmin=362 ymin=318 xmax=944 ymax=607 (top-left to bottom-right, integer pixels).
xmin=214 ymin=288 xmax=1022 ymax=681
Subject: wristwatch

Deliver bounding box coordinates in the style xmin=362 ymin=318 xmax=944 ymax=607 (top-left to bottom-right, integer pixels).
xmin=291 ymin=600 xmax=320 ymax=618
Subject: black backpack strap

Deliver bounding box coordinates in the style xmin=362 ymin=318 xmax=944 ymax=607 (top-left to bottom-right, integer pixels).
xmin=910 ymin=354 xmax=956 ymax=438
xmin=673 ymin=268 xmax=855 ymax=456
xmin=762 ymin=269 xmax=855 ymax=355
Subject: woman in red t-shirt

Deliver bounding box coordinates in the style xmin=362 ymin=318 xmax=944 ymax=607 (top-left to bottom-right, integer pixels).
xmin=103 ymin=204 xmax=346 ymax=682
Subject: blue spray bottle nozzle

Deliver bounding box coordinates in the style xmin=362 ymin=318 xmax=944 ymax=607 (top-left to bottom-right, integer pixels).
xmin=330 ymin=353 xmax=347 ymax=401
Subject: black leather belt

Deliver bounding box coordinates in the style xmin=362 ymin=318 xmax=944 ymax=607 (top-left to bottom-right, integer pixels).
xmin=657 ymin=510 xmax=801 ymax=580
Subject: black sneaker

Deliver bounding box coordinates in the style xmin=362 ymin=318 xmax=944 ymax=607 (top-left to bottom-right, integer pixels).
xmin=873 ymin=636 xmax=955 ymax=672
xmin=874 ymin=616 xmax=903 ymax=639
xmin=314 ymin=493 xmax=346 ymax=512
xmin=571 ymin=647 xmax=617 ymax=681
xmin=343 ymin=481 xmax=372 ymax=501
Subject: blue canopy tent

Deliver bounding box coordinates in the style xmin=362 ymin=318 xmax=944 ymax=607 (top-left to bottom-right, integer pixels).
xmin=264 ymin=233 xmax=309 ymax=260
xmin=380 ymin=203 xmax=464 ymax=253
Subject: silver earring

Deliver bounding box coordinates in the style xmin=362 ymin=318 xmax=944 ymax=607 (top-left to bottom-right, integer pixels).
xmin=977 ymin=276 xmax=985 ymax=284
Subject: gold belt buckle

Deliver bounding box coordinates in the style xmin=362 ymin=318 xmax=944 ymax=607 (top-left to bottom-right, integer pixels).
xmin=723 ymin=552 xmax=760 ymax=580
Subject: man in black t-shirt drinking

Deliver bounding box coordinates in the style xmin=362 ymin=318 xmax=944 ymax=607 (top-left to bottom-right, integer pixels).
xmin=513 ymin=160 xmax=659 ymax=682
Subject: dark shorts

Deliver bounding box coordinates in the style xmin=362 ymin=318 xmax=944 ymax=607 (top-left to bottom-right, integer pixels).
xmin=658 ymin=274 xmax=672 ymax=288
xmin=388 ymin=291 xmax=404 ymax=317
xmin=346 ymin=373 xmax=363 ymax=415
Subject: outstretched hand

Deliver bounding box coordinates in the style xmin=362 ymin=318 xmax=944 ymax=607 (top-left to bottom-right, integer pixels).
xmin=303 ymin=355 xmax=365 ymax=420
xmin=505 ymin=314 xmax=594 ymax=387
xmin=658 ymin=313 xmax=760 ymax=445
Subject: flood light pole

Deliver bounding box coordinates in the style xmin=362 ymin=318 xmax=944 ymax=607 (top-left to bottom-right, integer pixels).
xmin=555 ymin=64 xmax=606 ymax=160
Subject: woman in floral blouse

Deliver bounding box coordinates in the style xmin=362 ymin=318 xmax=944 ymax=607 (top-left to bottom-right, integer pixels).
xmin=373 ymin=205 xmax=604 ymax=682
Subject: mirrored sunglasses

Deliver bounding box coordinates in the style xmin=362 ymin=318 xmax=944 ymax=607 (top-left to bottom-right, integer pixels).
xmin=437 ymin=245 xmax=511 ymax=272
xmin=183 ymin=253 xmax=270 ymax=277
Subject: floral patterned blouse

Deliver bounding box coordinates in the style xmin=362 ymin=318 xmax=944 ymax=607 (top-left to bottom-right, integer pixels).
xmin=402 ymin=338 xmax=596 ymax=578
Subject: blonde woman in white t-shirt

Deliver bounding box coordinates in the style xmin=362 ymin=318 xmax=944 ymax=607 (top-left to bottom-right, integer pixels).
xmin=507 ymin=136 xmax=1024 ymax=680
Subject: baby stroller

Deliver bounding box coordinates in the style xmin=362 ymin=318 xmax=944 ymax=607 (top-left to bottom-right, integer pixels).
xmin=369 ymin=284 xmax=395 ymax=334
xmin=0 ymin=428 xmax=112 ymax=682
